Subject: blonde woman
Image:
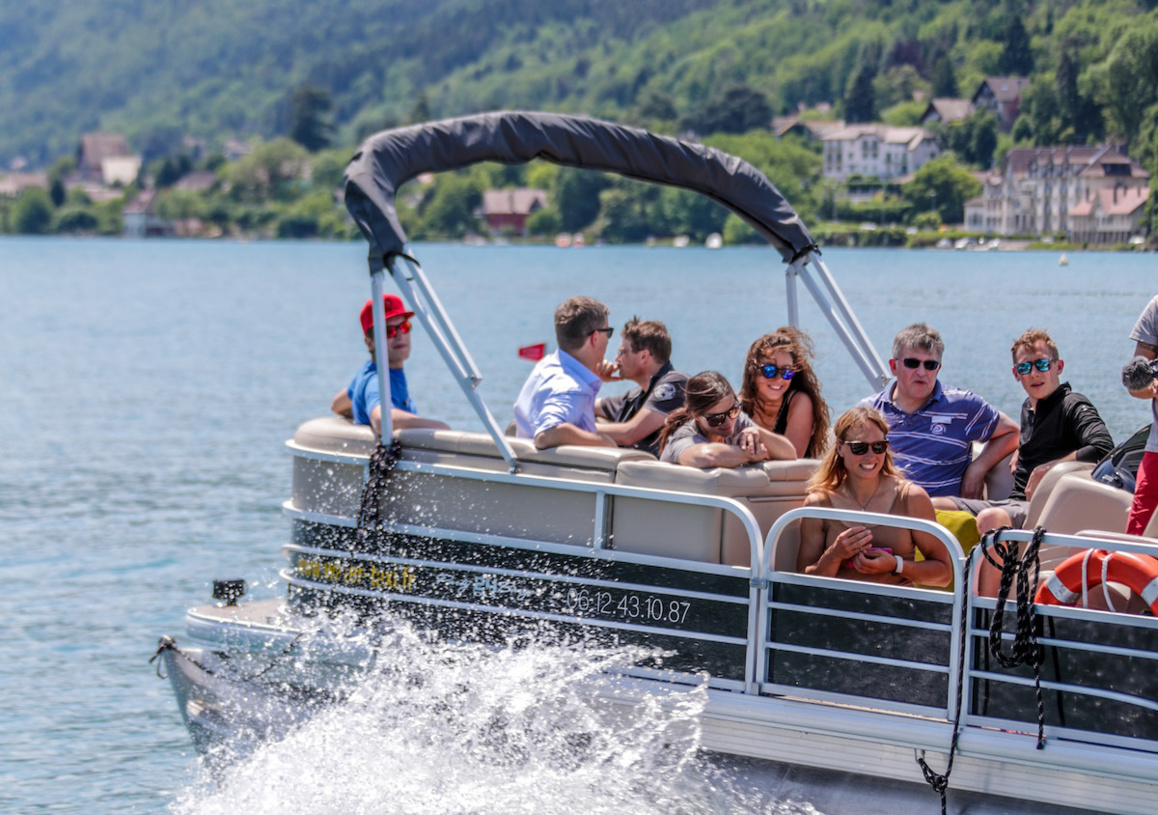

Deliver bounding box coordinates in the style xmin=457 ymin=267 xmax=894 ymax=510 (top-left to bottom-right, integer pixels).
xmin=797 ymin=406 xmax=953 ymax=586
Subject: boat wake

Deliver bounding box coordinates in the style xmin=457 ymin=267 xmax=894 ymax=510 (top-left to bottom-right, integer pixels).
xmin=169 ymin=623 xmax=822 ymax=814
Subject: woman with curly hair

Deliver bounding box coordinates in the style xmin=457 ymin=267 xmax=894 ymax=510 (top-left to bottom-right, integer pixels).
xmin=658 ymin=371 xmax=795 ymax=468
xmin=796 ymin=406 xmax=952 ymax=587
xmin=740 ymin=327 xmax=830 ymax=459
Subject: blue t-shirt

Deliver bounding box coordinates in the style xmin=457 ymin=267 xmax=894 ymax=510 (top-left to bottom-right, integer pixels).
xmin=858 ymin=381 xmax=1001 ymax=497
xmin=348 ymin=361 xmax=416 ymax=426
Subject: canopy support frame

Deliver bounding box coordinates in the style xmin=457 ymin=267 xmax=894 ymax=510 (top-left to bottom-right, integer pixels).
xmin=376 ymin=251 xmax=519 ymax=471
xmin=787 ymin=251 xmax=889 ymax=390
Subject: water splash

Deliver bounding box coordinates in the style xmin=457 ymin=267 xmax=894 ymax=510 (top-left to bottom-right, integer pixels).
xmin=170 ymin=625 xmax=822 ymax=815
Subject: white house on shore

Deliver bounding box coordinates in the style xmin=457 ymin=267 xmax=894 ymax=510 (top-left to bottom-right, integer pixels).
xmin=821 ymin=124 xmax=940 ymax=183
xmin=963 ymin=145 xmax=1150 ymax=242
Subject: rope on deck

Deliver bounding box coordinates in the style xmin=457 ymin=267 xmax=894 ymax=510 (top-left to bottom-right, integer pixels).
xmin=355 ymin=439 xmax=404 ymax=551
xmin=981 ymin=524 xmax=1047 ymax=749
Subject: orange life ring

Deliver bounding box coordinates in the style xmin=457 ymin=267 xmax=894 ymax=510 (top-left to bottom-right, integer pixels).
xmin=1035 ymin=549 xmax=1158 ymax=615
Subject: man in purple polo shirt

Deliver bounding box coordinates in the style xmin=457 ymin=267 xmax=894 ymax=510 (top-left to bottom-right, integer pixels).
xmin=858 ymin=323 xmax=1018 ymax=498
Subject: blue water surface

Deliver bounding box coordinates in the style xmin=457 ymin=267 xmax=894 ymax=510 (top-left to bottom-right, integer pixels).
xmin=0 ymin=237 xmax=1153 ymax=813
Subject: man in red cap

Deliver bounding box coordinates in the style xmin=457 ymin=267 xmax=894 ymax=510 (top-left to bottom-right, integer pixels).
xmin=331 ymin=294 xmax=449 ymax=435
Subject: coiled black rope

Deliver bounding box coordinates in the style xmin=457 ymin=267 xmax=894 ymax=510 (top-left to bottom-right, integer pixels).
xmin=981 ymin=524 xmax=1047 ymax=749
xmin=916 ymin=550 xmax=973 ymax=815
xmin=356 ymin=439 xmax=403 ymax=551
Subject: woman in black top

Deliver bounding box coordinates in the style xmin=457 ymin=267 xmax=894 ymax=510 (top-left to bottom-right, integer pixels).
xmin=740 ymin=327 xmax=830 ymax=459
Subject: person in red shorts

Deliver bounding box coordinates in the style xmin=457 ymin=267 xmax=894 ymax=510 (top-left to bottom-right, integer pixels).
xmin=1126 ymin=295 xmax=1158 ymax=535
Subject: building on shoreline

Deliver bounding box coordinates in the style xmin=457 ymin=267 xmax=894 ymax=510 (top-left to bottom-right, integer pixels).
xmin=963 ymin=145 xmax=1150 ymax=242
xmin=821 ymin=124 xmax=940 ymax=183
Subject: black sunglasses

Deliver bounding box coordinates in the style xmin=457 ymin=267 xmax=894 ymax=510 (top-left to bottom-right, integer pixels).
xmin=902 ymin=358 xmax=940 ymax=371
xmin=759 ymin=364 xmax=796 ymax=381
xmin=843 ymin=440 xmax=889 ymax=455
xmin=1015 ymin=358 xmax=1054 ymax=375
xmin=702 ymin=404 xmax=740 ymax=428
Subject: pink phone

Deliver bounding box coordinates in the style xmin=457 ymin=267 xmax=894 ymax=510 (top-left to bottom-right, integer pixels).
xmin=842 ymin=547 xmax=892 ymax=569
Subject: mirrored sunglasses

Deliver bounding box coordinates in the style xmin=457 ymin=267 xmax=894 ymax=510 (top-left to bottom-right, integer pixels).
xmin=1015 ymin=358 xmax=1054 ymax=375
xmin=760 ymin=364 xmax=796 ymax=381
xmin=843 ymin=440 xmax=889 ymax=455
xmin=385 ymin=320 xmax=412 ymax=339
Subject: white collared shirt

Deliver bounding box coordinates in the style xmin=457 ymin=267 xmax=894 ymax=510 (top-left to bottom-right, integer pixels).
xmin=513 ymin=350 xmax=602 ymax=439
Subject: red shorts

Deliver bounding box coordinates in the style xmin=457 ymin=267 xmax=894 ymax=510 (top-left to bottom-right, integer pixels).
xmin=1127 ymin=451 xmax=1158 ymax=535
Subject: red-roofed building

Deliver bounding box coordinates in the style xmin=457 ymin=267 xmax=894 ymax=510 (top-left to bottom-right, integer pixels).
xmin=1069 ymin=186 xmax=1150 ymax=244
xmin=482 ymin=188 xmax=548 ymax=234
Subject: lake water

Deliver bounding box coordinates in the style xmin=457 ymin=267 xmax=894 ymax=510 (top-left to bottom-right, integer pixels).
xmin=1 ymin=237 xmax=1154 ymax=813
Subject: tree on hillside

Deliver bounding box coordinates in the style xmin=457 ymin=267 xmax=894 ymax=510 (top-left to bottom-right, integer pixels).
xmin=998 ymin=13 xmax=1034 ymax=76
xmin=931 ymin=57 xmax=958 ymax=99
xmin=681 ymin=84 xmax=772 ymax=135
xmin=13 ymin=188 xmax=54 ymax=234
xmin=1020 ymin=80 xmax=1062 ymax=145
xmin=409 ymin=94 xmax=432 ymax=125
xmin=555 ymin=168 xmax=612 ymax=232
xmin=844 ymin=63 xmax=878 ymax=123
xmin=289 ymin=85 xmax=334 ymax=152
xmin=227 ymin=139 xmax=311 ymax=202
xmin=1093 ymin=25 xmax=1158 ymax=142
xmin=1056 ymin=42 xmax=1103 ymax=142
xmin=635 ymin=89 xmax=677 ymax=122
xmin=418 ymin=174 xmax=481 ymax=237
xmin=901 ymin=156 xmax=981 ymax=224
xmin=941 ymin=112 xmax=999 ymax=168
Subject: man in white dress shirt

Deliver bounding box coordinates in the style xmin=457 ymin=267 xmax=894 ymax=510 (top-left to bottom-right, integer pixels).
xmin=513 ymin=296 xmax=618 ymax=450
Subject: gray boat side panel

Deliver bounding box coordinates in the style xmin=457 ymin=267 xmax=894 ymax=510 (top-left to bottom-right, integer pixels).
xmin=971 ymin=606 xmax=1158 ymax=743
xmin=344 ymin=111 xmax=816 ymax=264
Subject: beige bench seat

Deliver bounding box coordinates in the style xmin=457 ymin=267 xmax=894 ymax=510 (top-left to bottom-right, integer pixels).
xmin=290 ymin=416 xmax=817 ymax=564
xmin=612 ymin=459 xmax=817 ymax=567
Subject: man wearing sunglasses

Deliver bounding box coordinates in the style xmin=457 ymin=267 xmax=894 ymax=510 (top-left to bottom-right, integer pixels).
xmin=513 ymin=296 xmax=618 ymax=450
xmin=331 ymin=294 xmax=450 ymax=435
xmin=593 ymin=318 xmax=688 ymax=457
xmin=859 ymin=322 xmax=1019 ymax=498
xmin=935 ymin=329 xmax=1112 ymax=533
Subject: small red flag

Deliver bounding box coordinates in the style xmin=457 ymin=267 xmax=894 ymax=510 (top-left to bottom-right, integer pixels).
xmin=518 ymin=343 xmax=546 ymax=362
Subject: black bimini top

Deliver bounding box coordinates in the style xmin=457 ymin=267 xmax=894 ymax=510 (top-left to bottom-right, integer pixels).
xmin=344 ymin=111 xmax=816 ymax=268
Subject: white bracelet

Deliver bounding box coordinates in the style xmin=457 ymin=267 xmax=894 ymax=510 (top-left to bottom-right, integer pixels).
xmin=894 ymin=554 xmax=904 ymax=574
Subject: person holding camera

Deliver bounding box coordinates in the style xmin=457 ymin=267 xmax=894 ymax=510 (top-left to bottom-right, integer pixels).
xmin=1125 ymin=295 xmax=1158 ymax=535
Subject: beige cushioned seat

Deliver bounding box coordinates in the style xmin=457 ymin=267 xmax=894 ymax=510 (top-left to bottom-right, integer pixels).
xmin=613 ymin=459 xmax=817 ymax=567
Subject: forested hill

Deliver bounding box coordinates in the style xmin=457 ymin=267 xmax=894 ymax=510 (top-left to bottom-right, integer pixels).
xmin=4 ymin=0 xmax=1158 ymax=168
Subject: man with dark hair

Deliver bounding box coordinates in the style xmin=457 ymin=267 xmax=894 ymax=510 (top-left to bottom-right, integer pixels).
xmin=933 ymin=328 xmax=1113 ymax=530
xmin=513 ymin=296 xmax=618 ymax=450
xmin=594 ymin=317 xmax=688 ymax=456
xmin=331 ymin=294 xmax=449 ymax=436
xmin=858 ymin=322 xmax=1019 ymax=498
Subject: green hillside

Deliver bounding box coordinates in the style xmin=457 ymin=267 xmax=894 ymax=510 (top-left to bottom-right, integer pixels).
xmin=5 ymin=0 xmax=1158 ymax=168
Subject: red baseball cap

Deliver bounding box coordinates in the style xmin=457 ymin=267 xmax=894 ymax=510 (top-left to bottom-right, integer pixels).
xmin=360 ymin=295 xmax=414 ymax=334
